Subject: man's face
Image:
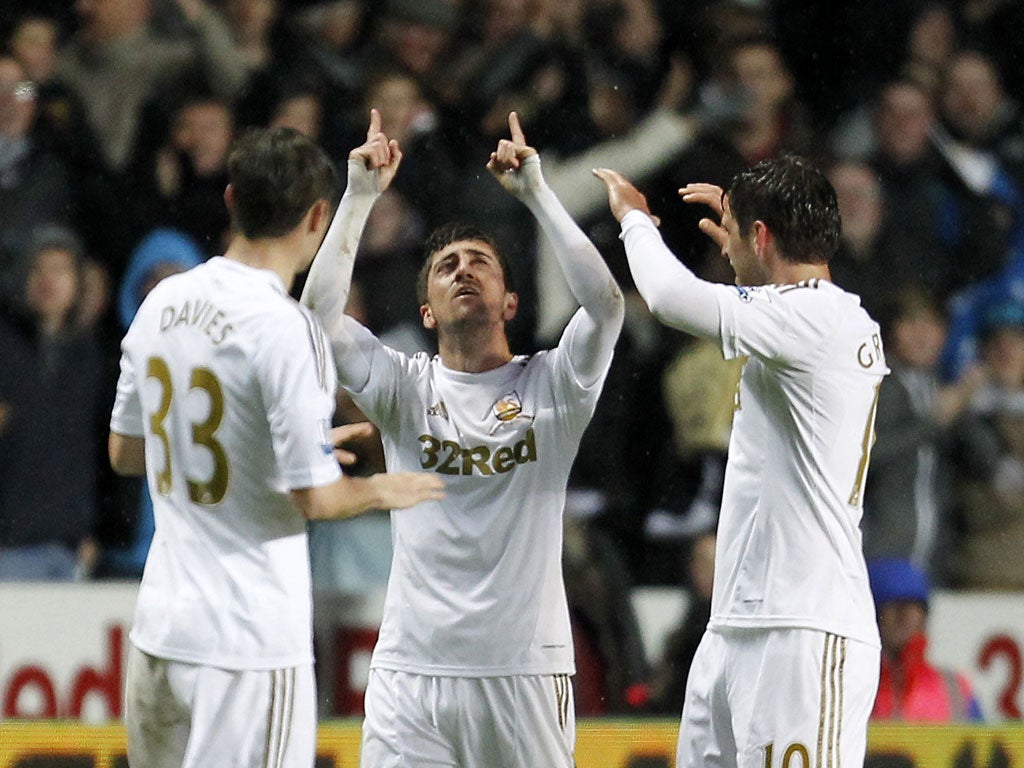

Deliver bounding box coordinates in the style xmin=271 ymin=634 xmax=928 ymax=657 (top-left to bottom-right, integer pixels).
xmin=720 ymin=196 xmax=767 ymax=287
xmin=878 ymin=600 xmax=927 ymax=656
xmin=420 ymin=239 xmax=516 ymax=332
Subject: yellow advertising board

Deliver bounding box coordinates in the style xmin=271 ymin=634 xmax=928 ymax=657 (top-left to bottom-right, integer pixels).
xmin=1 ymin=721 xmax=1023 ymax=768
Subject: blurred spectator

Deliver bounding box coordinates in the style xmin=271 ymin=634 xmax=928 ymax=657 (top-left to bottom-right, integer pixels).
xmin=826 ymin=160 xmax=892 ymax=315
xmin=868 ymin=557 xmax=982 ymax=721
xmin=868 ymin=78 xmax=1012 ymax=301
xmin=370 ymin=0 xmax=457 ymax=92
xmin=948 ymin=298 xmax=1024 ymax=590
xmin=350 ymin=189 xmax=431 ymax=345
xmin=6 ymin=14 xmax=125 ymax=274
xmin=360 ymin=69 xmax=458 ymax=231
xmin=0 ymin=54 xmax=71 ymax=289
xmin=293 ymin=0 xmax=367 ymax=100
xmin=57 ymin=0 xmax=247 ymax=174
xmin=655 ymin=33 xmax=815 ymax=270
xmin=97 ymin=228 xmax=204 ymax=578
xmin=939 ymin=49 xmax=1024 ymax=187
xmin=958 ymin=0 xmax=1024 ymax=104
xmin=646 ymin=335 xmax=742 ymax=540
xmin=863 ymin=287 xmax=979 ymax=585
xmin=646 ymin=529 xmax=716 ymax=715
xmin=563 ymin=508 xmax=650 ymax=715
xmin=131 ymin=90 xmax=233 ymax=257
xmin=218 ymin=0 xmax=279 ymax=73
xmin=0 ymin=225 xmax=104 ymax=580
xmin=901 ymin=2 xmax=959 ymax=96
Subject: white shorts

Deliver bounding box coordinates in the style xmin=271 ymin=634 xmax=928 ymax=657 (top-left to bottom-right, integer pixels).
xmin=360 ymin=669 xmax=576 ymax=768
xmin=677 ymin=627 xmax=879 ymax=768
xmin=125 ymin=643 xmax=316 ymax=768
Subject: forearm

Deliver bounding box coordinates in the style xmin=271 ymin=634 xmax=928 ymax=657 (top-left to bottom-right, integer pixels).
xmin=620 ymin=210 xmax=720 ymax=338
xmin=545 ymin=110 xmax=695 ymax=217
xmin=291 ymin=474 xmax=386 ymax=520
xmin=189 ymin=4 xmax=248 ymax=97
xmin=521 ymin=166 xmax=624 ymax=382
xmin=301 ymin=159 xmax=379 ymax=342
xmin=521 ymin=161 xmax=623 ymax=321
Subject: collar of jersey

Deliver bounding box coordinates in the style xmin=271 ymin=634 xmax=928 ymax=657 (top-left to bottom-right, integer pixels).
xmin=210 ymin=256 xmax=287 ymax=295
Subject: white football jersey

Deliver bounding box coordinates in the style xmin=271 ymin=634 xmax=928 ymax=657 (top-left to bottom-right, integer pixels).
xmin=342 ymin=326 xmax=607 ymax=676
xmin=710 ymin=279 xmax=886 ymax=647
xmin=110 ymin=257 xmax=341 ymax=670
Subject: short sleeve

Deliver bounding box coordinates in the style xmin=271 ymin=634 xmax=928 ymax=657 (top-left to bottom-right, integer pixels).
xmin=255 ymin=308 xmax=342 ymax=490
xmin=109 ymin=331 xmax=145 ymax=437
xmin=717 ymin=282 xmax=836 ymax=367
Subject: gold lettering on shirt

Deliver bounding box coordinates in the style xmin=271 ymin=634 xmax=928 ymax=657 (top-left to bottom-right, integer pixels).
xmin=159 ymin=299 xmax=234 ymax=344
xmin=418 ymin=429 xmax=538 ymax=476
xmin=856 ymin=333 xmax=883 ymax=368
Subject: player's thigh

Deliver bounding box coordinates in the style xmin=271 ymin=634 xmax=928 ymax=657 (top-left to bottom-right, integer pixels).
xmin=677 ymin=631 xmax=737 ymax=768
xmin=360 ymin=671 xmax=575 ymax=768
xmin=494 ymin=674 xmax=576 ymax=768
xmin=125 ymin=646 xmax=316 ymax=768
xmin=125 ymin=644 xmax=192 ymax=768
xmin=184 ymin=664 xmax=316 ymax=768
xmin=735 ymin=629 xmax=879 ymax=768
xmin=360 ymin=669 xmax=457 ymax=768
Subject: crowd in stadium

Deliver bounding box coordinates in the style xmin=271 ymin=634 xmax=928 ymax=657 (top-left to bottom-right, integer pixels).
xmin=1 ymin=0 xmax=1023 ymax=704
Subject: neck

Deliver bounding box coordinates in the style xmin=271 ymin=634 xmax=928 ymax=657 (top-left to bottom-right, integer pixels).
xmin=437 ymin=324 xmax=513 ymax=373
xmin=770 ymin=260 xmax=832 ymax=285
xmin=223 ymin=234 xmax=303 ymax=292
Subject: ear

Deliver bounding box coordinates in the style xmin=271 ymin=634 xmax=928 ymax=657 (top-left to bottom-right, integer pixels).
xmin=308 ymin=199 xmax=331 ymax=234
xmin=501 ymin=291 xmax=519 ymax=322
xmin=420 ymin=303 xmax=436 ymax=330
xmin=223 ymin=184 xmax=235 ymax=214
xmin=753 ymin=220 xmax=772 ymax=259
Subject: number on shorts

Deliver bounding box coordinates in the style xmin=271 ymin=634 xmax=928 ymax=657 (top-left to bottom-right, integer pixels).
xmin=146 ymin=356 xmax=230 ymax=505
xmin=763 ymin=742 xmax=811 ymax=768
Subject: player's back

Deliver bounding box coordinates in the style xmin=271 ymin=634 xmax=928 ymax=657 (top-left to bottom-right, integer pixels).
xmin=118 ymin=257 xmax=333 ymax=669
xmin=712 ymin=279 xmax=887 ymax=646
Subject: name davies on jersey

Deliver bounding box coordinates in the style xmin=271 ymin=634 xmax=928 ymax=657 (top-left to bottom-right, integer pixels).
xmin=158 ymin=298 xmax=234 ymax=345
xmin=418 ymin=429 xmax=537 ymax=476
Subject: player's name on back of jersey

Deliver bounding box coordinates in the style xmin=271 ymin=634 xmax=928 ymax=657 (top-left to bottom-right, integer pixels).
xmin=158 ymin=299 xmax=234 ymax=345
xmin=418 ymin=428 xmax=537 ymax=476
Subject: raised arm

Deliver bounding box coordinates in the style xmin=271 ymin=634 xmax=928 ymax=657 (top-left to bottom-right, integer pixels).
xmin=487 ymin=113 xmax=624 ymax=386
xmin=301 ymin=109 xmax=401 ymax=387
xmin=594 ymin=168 xmax=721 ymax=339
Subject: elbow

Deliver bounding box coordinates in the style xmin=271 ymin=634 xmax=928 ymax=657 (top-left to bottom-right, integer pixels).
xmin=108 ymin=433 xmax=146 ymax=476
xmin=291 ymin=487 xmax=326 ymax=521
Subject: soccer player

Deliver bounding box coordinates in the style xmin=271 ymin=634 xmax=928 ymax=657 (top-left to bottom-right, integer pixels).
xmin=301 ymin=110 xmax=624 ymax=767
xmin=594 ymin=158 xmax=887 ymax=768
xmin=108 ymin=126 xmax=444 ymax=768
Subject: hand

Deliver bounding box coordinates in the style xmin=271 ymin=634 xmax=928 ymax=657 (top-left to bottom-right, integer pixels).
xmin=592 ymin=167 xmax=660 ymax=225
xmin=678 ymin=183 xmax=727 ymax=249
xmin=330 ymin=422 xmax=380 ymax=466
xmin=349 ymin=108 xmax=403 ymax=193
xmin=486 ymin=112 xmax=541 ymax=196
xmin=369 ymin=472 xmax=446 ymax=509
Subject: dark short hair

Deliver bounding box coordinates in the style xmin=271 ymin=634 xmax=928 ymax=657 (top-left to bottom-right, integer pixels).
xmin=226 ymin=127 xmax=337 ymax=239
xmin=416 ymin=223 xmax=515 ymax=304
xmin=727 ymin=155 xmax=841 ymax=265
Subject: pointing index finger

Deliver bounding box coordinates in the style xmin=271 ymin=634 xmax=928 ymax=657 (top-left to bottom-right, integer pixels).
xmin=508 ymin=111 xmax=527 ymax=145
xmin=367 ymin=108 xmax=381 ymax=139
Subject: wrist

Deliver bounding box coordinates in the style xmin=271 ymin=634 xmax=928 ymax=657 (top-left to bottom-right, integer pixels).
xmin=344 ymin=159 xmax=381 ymax=198
xmin=620 ymin=208 xmax=655 ymax=228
